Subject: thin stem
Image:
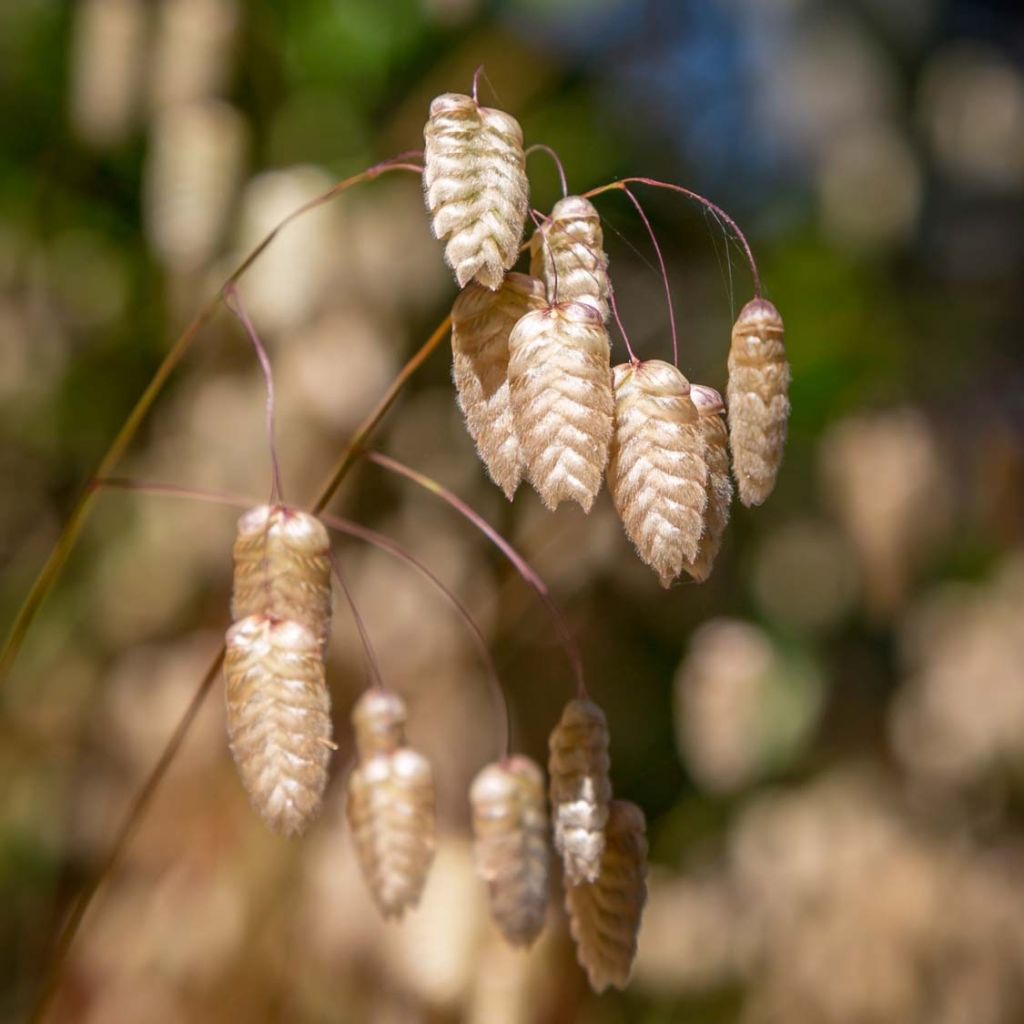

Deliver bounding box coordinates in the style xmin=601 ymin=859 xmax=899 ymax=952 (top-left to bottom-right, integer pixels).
xmin=363 ymin=451 xmax=587 ymax=699
xmin=525 ymin=144 xmax=569 ymax=198
xmin=584 ymin=177 xmax=762 ymax=297
xmin=607 ymin=281 xmax=638 ymax=364
xmin=1 ymin=157 xmax=424 ymax=686
xmin=622 ymin=187 xmax=678 ymax=366
xmin=329 ymin=555 xmax=384 ymax=690
xmin=529 ymin=208 xmax=559 ymax=305
xmin=472 ymin=64 xmax=484 ymax=104
xmin=223 ymin=283 xmax=283 ymax=504
xmin=319 ymin=513 xmax=511 ymax=762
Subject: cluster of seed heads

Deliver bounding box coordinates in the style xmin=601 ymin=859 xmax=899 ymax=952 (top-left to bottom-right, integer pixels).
xmin=424 ymin=91 xmax=789 ymax=585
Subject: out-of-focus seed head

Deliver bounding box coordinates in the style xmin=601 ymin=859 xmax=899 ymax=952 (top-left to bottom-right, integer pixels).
xmin=686 ymin=384 xmax=733 ymax=582
xmin=231 ymin=504 xmax=332 ymax=650
xmin=565 ymin=799 xmax=649 ymax=992
xmin=508 ymin=301 xmax=614 ymax=513
xmin=451 ymin=272 xmax=547 ymax=499
xmin=470 ymin=755 xmax=551 ymax=947
xmin=346 ymin=746 xmax=437 ymax=919
xmin=224 ymin=614 xmax=333 ymax=837
xmin=548 ymin=698 xmax=612 ymax=884
xmin=529 ymin=195 xmax=610 ymax=321
xmin=608 ymin=360 xmax=709 ymax=587
xmin=423 ymin=93 xmax=529 ymax=290
xmin=727 ymin=298 xmax=789 ymax=507
xmin=351 ymin=687 xmax=408 ymax=758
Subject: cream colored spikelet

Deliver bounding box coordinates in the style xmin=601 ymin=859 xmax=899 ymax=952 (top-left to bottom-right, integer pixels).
xmin=529 ymin=195 xmax=610 ymax=321
xmin=224 ymin=614 xmax=333 ymax=837
xmin=565 ymin=799 xmax=649 ymax=993
xmin=548 ymin=698 xmax=612 ymax=885
xmin=423 ymin=92 xmax=529 ymax=290
xmin=726 ymin=297 xmax=789 ymax=506
xmin=685 ymin=385 xmax=733 ymax=582
xmin=508 ymin=301 xmax=614 ymax=512
xmin=451 ymin=272 xmax=547 ymax=498
xmin=470 ymin=756 xmax=551 ymax=947
xmin=607 ymin=360 xmax=709 ymax=588
xmin=345 ymin=688 xmax=436 ymax=919
xmin=231 ymin=504 xmax=332 ymax=650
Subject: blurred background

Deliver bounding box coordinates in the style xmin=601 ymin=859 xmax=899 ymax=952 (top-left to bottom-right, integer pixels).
xmin=2 ymin=0 xmax=1024 ymax=1020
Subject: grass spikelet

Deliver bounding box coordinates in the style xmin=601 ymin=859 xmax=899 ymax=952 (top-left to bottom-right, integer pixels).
xmin=548 ymin=698 xmax=612 ymax=885
xmin=423 ymin=92 xmax=529 ymax=290
xmin=451 ymin=272 xmax=547 ymax=499
xmin=685 ymin=384 xmax=734 ymax=582
xmin=351 ymin=687 xmax=409 ymax=758
xmin=231 ymin=504 xmax=332 ymax=650
xmin=565 ymin=799 xmax=648 ymax=993
xmin=607 ymin=360 xmax=709 ymax=587
xmin=508 ymin=301 xmax=614 ymax=513
xmin=726 ymin=297 xmax=789 ymax=506
xmin=470 ymin=755 xmax=551 ymax=947
xmin=224 ymin=614 xmax=333 ymax=837
xmin=346 ymin=747 xmax=437 ymax=919
xmin=529 ymin=195 xmax=610 ymax=321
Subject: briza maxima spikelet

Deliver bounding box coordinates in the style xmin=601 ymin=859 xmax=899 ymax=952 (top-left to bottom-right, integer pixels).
xmin=608 ymin=360 xmax=709 ymax=588
xmin=529 ymin=195 xmax=610 ymax=321
xmin=685 ymin=385 xmax=734 ymax=583
xmin=726 ymin=297 xmax=790 ymax=506
xmin=224 ymin=615 xmax=333 ymax=837
xmin=470 ymin=756 xmax=551 ymax=947
xmin=231 ymin=505 xmax=332 ymax=650
xmin=548 ymin=698 xmax=612 ymax=885
xmin=565 ymin=799 xmax=648 ymax=993
xmin=508 ymin=301 xmax=614 ymax=512
xmin=423 ymin=92 xmax=529 ymax=290
xmin=351 ymin=687 xmax=409 ymax=758
xmin=346 ymin=747 xmax=436 ymax=919
xmin=451 ymin=272 xmax=546 ymax=499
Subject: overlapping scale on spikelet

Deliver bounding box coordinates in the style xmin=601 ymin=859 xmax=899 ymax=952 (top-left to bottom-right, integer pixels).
xmin=726 ymin=298 xmax=790 ymax=506
xmin=508 ymin=302 xmax=614 ymax=512
xmin=608 ymin=360 xmax=709 ymax=587
xmin=423 ymin=93 xmax=529 ymax=290
xmin=548 ymin=698 xmax=612 ymax=885
xmin=451 ymin=272 xmax=546 ymax=498
xmin=231 ymin=504 xmax=332 ymax=650
xmin=529 ymin=195 xmax=610 ymax=321
xmin=224 ymin=615 xmax=333 ymax=836
xmin=686 ymin=384 xmax=734 ymax=582
xmin=470 ymin=756 xmax=551 ymax=947
xmin=565 ymin=799 xmax=649 ymax=993
xmin=345 ymin=688 xmax=436 ymax=919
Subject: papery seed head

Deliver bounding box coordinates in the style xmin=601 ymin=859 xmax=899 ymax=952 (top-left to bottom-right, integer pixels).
xmin=726 ymin=298 xmax=789 ymax=507
xmin=470 ymin=755 xmax=551 ymax=947
xmin=451 ymin=272 xmax=547 ymax=499
xmin=423 ymin=92 xmax=529 ymax=290
xmin=565 ymin=799 xmax=649 ymax=993
xmin=686 ymin=385 xmax=733 ymax=582
xmin=346 ymin=746 xmax=437 ymax=919
xmin=529 ymin=195 xmax=610 ymax=321
xmin=231 ymin=504 xmax=332 ymax=651
xmin=607 ymin=360 xmax=709 ymax=587
xmin=548 ymin=698 xmax=612 ymax=884
xmin=351 ymin=687 xmax=408 ymax=758
xmin=507 ymin=302 xmax=614 ymax=513
xmin=224 ymin=614 xmax=333 ymax=837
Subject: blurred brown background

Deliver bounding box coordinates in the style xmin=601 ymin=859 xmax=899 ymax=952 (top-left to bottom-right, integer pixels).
xmin=2 ymin=0 xmax=1024 ymax=1021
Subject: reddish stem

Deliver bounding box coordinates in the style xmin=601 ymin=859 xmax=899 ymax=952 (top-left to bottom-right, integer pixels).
xmin=526 ymin=144 xmax=569 ymax=198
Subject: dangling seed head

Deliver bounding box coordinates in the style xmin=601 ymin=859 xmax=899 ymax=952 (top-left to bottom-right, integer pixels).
xmin=470 ymin=755 xmax=551 ymax=947
xmin=346 ymin=746 xmax=437 ymax=919
xmin=231 ymin=505 xmax=332 ymax=650
xmin=607 ymin=360 xmax=709 ymax=587
xmin=224 ymin=614 xmax=333 ymax=837
xmin=548 ymin=698 xmax=612 ymax=884
xmin=529 ymin=196 xmax=610 ymax=321
xmin=508 ymin=301 xmax=614 ymax=513
xmin=685 ymin=385 xmax=733 ymax=582
xmin=451 ymin=272 xmax=547 ymax=499
xmin=565 ymin=799 xmax=648 ymax=993
xmin=726 ymin=298 xmax=789 ymax=506
xmin=423 ymin=93 xmax=529 ymax=290
xmin=351 ymin=687 xmax=408 ymax=758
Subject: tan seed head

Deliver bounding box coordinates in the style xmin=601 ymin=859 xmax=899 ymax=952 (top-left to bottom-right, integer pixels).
xmin=351 ymin=687 xmax=408 ymax=758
